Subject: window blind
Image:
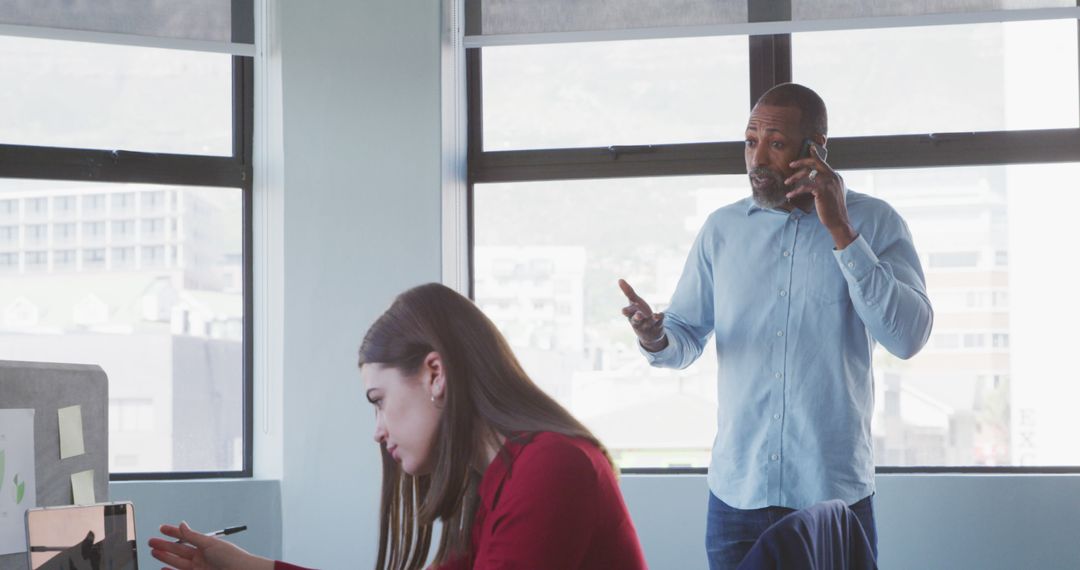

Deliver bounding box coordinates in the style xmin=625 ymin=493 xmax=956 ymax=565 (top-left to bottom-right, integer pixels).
xmin=465 ymin=0 xmax=1077 ymax=46
xmin=0 ymin=0 xmax=253 ymax=55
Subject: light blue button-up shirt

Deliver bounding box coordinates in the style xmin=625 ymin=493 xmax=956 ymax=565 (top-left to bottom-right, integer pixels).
xmin=643 ymin=188 xmax=933 ymax=510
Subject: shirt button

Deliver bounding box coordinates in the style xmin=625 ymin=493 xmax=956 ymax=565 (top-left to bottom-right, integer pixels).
xmin=775 ymin=372 xmax=783 ymax=379
xmin=771 ymin=454 xmax=780 ymax=461
xmin=847 ymin=261 xmax=854 ymax=268
xmin=783 ymin=251 xmax=791 ymax=257
xmin=776 ymin=330 xmax=784 ymax=337
xmin=779 ymin=289 xmax=787 ymax=297
xmin=773 ymin=414 xmax=781 ymax=420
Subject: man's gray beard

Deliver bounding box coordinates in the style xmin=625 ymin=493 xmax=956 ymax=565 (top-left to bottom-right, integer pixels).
xmin=749 ymin=169 xmax=789 ymax=209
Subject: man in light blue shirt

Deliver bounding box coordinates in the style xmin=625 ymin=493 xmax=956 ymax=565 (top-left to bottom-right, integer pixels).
xmin=619 ymin=83 xmax=933 ymax=569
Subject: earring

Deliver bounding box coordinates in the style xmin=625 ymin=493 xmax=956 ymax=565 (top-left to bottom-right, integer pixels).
xmin=431 ymin=394 xmax=435 ymax=403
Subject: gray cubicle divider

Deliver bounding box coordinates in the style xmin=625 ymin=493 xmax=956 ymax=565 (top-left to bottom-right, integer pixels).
xmin=0 ymin=360 xmax=109 ymax=570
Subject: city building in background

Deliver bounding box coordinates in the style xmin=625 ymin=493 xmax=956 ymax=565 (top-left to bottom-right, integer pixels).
xmin=0 ymin=183 xmax=243 ymax=472
xmin=475 ymin=169 xmax=1018 ymax=469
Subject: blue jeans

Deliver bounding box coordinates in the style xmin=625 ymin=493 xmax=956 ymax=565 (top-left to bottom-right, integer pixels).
xmin=705 ymin=492 xmax=878 ymax=570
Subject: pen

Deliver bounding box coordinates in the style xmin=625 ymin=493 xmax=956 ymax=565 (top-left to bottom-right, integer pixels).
xmin=174 ymin=525 xmax=247 ymax=543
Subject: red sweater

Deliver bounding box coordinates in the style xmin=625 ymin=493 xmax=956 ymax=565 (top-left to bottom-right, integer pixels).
xmin=435 ymin=431 xmax=646 ymax=570
xmin=276 ymin=432 xmax=647 ymax=570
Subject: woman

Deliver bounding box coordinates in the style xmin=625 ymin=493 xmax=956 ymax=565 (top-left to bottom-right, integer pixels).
xmin=149 ymin=283 xmax=647 ymax=570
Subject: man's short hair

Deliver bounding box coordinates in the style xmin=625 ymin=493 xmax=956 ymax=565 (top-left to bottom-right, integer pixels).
xmin=754 ymin=83 xmax=828 ymax=138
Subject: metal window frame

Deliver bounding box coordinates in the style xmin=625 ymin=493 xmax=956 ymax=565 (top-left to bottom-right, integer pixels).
xmin=0 ymin=54 xmax=255 ymax=481
xmin=465 ymin=0 xmax=1080 ymax=475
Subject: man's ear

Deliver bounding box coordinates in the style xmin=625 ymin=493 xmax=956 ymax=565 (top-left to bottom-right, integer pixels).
xmin=423 ymin=351 xmax=445 ymax=399
xmin=814 ymin=134 xmax=827 ymax=148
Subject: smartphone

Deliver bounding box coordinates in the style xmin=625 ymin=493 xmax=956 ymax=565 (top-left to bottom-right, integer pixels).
xmin=799 ymin=139 xmax=827 ymax=161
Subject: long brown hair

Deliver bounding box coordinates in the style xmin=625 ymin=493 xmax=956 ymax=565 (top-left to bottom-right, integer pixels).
xmin=359 ymin=283 xmax=611 ymax=570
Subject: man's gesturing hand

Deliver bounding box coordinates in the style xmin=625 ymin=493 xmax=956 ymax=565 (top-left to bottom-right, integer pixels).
xmin=618 ymin=279 xmax=668 ymax=352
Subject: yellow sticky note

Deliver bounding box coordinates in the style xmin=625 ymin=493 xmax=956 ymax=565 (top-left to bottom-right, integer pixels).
xmin=58 ymin=405 xmax=86 ymax=459
xmin=71 ymin=470 xmax=95 ymax=505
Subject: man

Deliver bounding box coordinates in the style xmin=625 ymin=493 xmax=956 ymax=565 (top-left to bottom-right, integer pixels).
xmin=619 ymin=83 xmax=933 ymax=569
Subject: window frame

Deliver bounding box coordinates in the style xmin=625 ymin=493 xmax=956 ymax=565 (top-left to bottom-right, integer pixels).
xmin=0 ymin=53 xmax=255 ymax=481
xmin=464 ymin=0 xmax=1080 ymax=475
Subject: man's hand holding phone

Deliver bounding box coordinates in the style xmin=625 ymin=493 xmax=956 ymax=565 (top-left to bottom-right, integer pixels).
xmin=618 ymin=279 xmax=668 ymax=352
xmin=783 ymin=141 xmax=858 ymax=250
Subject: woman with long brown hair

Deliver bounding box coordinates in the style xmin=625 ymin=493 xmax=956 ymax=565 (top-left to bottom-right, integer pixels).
xmin=148 ymin=283 xmax=647 ymax=570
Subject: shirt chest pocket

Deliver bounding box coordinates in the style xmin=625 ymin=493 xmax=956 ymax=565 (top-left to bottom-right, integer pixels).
xmin=804 ymin=250 xmax=849 ymax=305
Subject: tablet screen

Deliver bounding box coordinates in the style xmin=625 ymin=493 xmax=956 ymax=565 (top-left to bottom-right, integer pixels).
xmin=25 ymin=503 xmax=137 ymax=570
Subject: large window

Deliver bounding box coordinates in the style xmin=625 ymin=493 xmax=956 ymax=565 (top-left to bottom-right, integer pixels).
xmin=0 ymin=36 xmax=232 ymax=155
xmin=468 ymin=11 xmax=1080 ymax=472
xmin=793 ymin=20 xmax=1079 ymax=136
xmin=482 ymin=36 xmax=750 ymax=150
xmin=0 ymin=34 xmax=252 ymax=478
xmin=475 ymin=176 xmax=739 ymax=468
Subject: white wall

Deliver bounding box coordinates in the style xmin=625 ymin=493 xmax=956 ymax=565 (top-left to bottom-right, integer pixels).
xmin=274 ymin=0 xmax=443 ymax=567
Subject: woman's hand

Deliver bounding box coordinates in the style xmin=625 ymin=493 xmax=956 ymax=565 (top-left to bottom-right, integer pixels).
xmin=148 ymin=522 xmax=274 ymax=570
